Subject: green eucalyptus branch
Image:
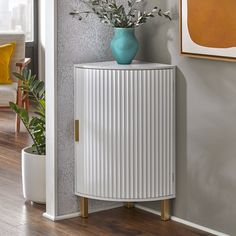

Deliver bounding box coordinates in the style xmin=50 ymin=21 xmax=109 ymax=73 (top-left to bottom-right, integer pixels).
xmin=70 ymin=0 xmax=171 ymax=28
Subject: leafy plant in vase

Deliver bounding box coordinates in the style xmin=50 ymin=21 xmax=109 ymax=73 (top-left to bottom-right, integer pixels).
xmin=9 ymin=70 xmax=46 ymax=204
xmin=70 ymin=0 xmax=171 ymax=64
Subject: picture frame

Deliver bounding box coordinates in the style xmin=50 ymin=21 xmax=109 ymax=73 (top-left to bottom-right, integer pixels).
xmin=180 ymin=0 xmax=236 ymax=62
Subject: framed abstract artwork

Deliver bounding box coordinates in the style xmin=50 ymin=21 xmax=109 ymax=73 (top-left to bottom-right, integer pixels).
xmin=180 ymin=0 xmax=236 ymax=61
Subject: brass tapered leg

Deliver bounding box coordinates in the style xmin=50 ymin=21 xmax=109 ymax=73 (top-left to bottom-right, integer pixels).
xmin=80 ymin=197 xmax=88 ymax=218
xmin=124 ymin=202 xmax=134 ymax=209
xmin=161 ymin=200 xmax=170 ymax=221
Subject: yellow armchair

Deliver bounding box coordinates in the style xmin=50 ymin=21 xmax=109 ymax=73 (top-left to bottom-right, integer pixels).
xmin=0 ymin=33 xmax=31 ymax=132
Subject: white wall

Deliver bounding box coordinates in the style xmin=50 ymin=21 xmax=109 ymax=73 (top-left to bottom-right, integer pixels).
xmin=38 ymin=0 xmax=45 ymax=80
xmin=44 ymin=0 xmax=58 ymax=220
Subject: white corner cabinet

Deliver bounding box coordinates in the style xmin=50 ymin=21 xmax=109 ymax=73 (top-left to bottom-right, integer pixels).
xmin=74 ymin=61 xmax=176 ymax=218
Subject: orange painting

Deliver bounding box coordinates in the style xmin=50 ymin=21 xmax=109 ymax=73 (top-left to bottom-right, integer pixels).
xmin=187 ymin=0 xmax=236 ymax=48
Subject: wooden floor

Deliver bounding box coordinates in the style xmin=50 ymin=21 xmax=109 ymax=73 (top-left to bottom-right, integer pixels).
xmin=0 ymin=110 xmax=213 ymax=236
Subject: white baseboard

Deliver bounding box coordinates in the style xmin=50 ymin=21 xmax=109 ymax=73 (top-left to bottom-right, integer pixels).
xmin=43 ymin=212 xmax=81 ymax=221
xmin=135 ymin=204 xmax=229 ymax=236
xmin=43 ymin=203 xmax=123 ymax=221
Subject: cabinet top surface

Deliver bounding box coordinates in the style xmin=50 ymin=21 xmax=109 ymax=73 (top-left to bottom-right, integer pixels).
xmin=74 ymin=61 xmax=175 ymax=70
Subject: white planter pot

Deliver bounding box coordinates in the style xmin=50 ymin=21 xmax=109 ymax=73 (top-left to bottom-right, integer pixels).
xmin=22 ymin=147 xmax=46 ymax=204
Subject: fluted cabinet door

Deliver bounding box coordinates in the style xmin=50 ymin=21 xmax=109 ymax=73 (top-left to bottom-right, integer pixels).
xmin=74 ymin=62 xmax=176 ymax=202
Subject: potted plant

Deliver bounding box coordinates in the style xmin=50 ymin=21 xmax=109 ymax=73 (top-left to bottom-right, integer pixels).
xmin=9 ymin=69 xmax=46 ymax=204
xmin=70 ymin=0 xmax=171 ymax=64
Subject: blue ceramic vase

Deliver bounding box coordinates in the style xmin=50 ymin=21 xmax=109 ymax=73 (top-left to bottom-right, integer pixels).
xmin=110 ymin=28 xmax=139 ymax=65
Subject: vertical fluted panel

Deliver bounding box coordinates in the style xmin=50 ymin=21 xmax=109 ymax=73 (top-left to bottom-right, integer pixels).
xmin=75 ymin=67 xmax=175 ymax=201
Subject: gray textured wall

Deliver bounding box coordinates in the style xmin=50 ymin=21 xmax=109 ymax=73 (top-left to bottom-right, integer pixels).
xmin=137 ymin=1 xmax=236 ymax=235
xmin=57 ymin=0 xmax=236 ymax=235
xmin=57 ymin=0 xmax=129 ymax=215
